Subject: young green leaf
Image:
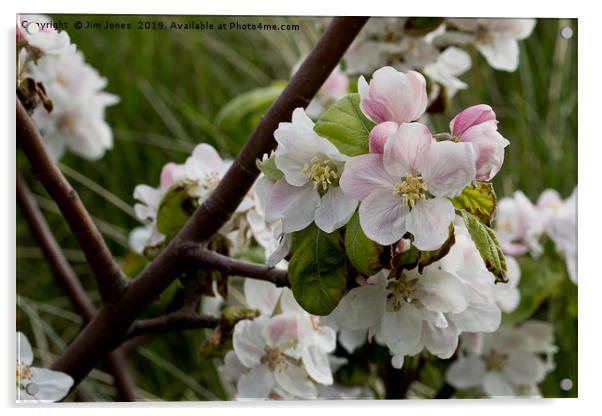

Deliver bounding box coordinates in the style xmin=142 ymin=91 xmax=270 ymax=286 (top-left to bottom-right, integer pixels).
xmin=451 ymin=182 xmax=497 ymax=226
xmin=156 ymin=179 xmax=198 ymax=238
xmin=288 ymin=224 xmax=347 ymax=315
xmin=458 ymin=209 xmax=507 ymax=283
xmin=344 ymin=211 xmax=384 ymax=276
xmin=314 ymin=93 xmax=375 ymax=156
xmin=256 ymin=154 xmax=283 ymax=180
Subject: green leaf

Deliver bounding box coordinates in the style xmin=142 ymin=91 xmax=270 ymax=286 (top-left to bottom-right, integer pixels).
xmin=256 ymin=154 xmax=283 ymax=180
xmin=156 ymin=179 xmax=198 ymax=238
xmin=451 ymin=182 xmax=497 ymax=226
xmin=404 ymin=17 xmax=444 ymax=36
xmin=458 ymin=209 xmax=507 ymax=283
xmin=288 ymin=224 xmax=347 ymax=315
xmin=344 ymin=211 xmax=384 ymax=276
xmin=314 ymin=93 xmax=375 ymax=156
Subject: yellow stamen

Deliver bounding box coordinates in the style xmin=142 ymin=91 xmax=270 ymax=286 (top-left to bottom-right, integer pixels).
xmin=303 ymin=156 xmax=339 ymax=192
xmin=393 ymin=175 xmax=428 ymax=208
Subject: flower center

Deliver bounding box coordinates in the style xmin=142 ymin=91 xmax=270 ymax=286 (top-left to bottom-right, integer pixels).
xmin=16 ymin=361 xmax=32 ymax=388
xmin=196 ymin=171 xmax=221 ymax=201
xmin=303 ymin=156 xmax=339 ymax=192
xmin=263 ymin=347 xmax=289 ymax=373
xmin=393 ymin=175 xmax=428 ymax=208
xmin=485 ymin=350 xmax=507 ymax=372
xmin=387 ymin=278 xmax=418 ymax=311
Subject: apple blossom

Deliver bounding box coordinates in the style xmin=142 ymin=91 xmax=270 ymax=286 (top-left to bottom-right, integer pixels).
xmin=358 ymin=66 xmax=427 ymax=125
xmin=423 ymin=47 xmax=472 ymax=97
xmin=446 ymin=19 xmax=536 ymax=72
xmin=17 ymin=14 xmax=76 ymax=61
xmin=256 ymin=108 xmax=358 ymax=233
xmin=16 ymin=332 xmax=73 ymax=403
xmin=303 ymin=65 xmax=349 ymax=119
xmin=449 ymin=104 xmax=510 ymax=181
xmin=495 ymin=191 xmax=544 ymax=257
xmin=28 ymin=52 xmax=119 ymax=160
xmin=340 ymin=122 xmax=476 ymax=250
xmin=446 ymin=321 xmax=557 ymax=397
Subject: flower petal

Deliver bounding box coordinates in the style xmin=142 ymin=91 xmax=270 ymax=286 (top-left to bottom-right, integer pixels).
xmin=421 ymin=141 xmax=476 ymax=198
xmin=339 ymin=153 xmax=396 ymax=201
xmin=243 ymin=279 xmax=283 ymax=317
xmin=26 ymin=367 xmax=73 ymax=403
xmin=233 ymin=317 xmax=268 ymax=368
xmin=359 ymin=189 xmax=408 ymax=245
xmin=17 ymin=332 xmax=33 ymax=366
xmin=477 ymin=38 xmax=520 ymax=72
xmin=369 ymin=121 xmax=399 ymax=154
xmin=331 ymin=283 xmax=387 ymax=331
xmin=406 ymin=198 xmax=455 ymax=251
xmin=503 ymin=351 xmax=547 ymax=385
xmin=422 ymin=320 xmax=460 ymax=358
xmin=379 ymin=304 xmax=423 ymax=355
xmin=314 ymin=187 xmax=358 ymax=233
xmin=236 ymin=365 xmax=274 ymax=400
xmin=274 ymin=364 xmax=318 ymax=399
xmin=417 ymin=269 xmax=469 ymax=314
xmin=383 ymin=122 xmax=432 ymax=177
xmin=263 ymin=312 xmax=300 ymax=349
xmin=446 ymin=355 xmax=487 ymax=389
xmin=483 ymin=372 xmax=515 ymax=397
xmin=302 ymin=345 xmax=333 ymax=385
xmin=266 ymin=180 xmax=320 ymax=233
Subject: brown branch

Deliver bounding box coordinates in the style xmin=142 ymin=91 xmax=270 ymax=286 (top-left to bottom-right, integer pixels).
xmin=49 ymin=16 xmax=369 ymax=389
xmin=16 ymin=98 xmax=129 ymax=304
xmin=16 ymin=173 xmax=138 ymax=401
xmin=182 ymin=245 xmax=289 ymax=287
xmin=125 ymin=312 xmax=220 ymax=339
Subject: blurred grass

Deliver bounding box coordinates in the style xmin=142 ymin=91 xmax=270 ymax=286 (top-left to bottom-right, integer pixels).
xmin=16 ymin=16 xmax=577 ymax=400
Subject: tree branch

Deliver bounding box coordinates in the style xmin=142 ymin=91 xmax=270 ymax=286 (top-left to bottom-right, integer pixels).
xmin=16 ymin=173 xmax=138 ymax=401
xmin=125 ymin=312 xmax=220 ymax=339
xmin=182 ymin=245 xmax=289 ymax=287
xmin=49 ymin=16 xmax=369 ymax=389
xmin=16 ymin=98 xmax=129 ymax=304
xmin=434 ymin=382 xmax=455 ymax=399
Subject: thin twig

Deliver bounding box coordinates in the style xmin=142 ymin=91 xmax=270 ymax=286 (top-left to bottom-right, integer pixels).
xmin=17 ymin=173 xmax=138 ymax=401
xmin=182 ymin=245 xmax=289 ymax=287
xmin=48 ymin=16 xmax=369 ymax=389
xmin=125 ymin=312 xmax=220 ymax=339
xmin=17 ymin=99 xmax=130 ymax=304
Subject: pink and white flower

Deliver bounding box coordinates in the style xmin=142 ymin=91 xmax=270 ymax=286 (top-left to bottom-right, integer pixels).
xmin=358 ymin=66 xmax=427 ymax=125
xmin=423 ymin=47 xmax=472 ymax=97
xmin=495 ymin=191 xmax=544 ymax=257
xmin=446 ymin=321 xmax=557 ymax=397
xmin=256 ymin=108 xmax=358 ymax=233
xmin=340 ymin=122 xmax=476 ymax=250
xmin=449 ymin=104 xmax=510 ymax=181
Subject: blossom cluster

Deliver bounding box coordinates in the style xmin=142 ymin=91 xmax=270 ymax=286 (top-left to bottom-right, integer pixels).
xmin=343 ymin=17 xmax=536 ymax=99
xmin=495 ymin=188 xmax=577 ymax=283
xmin=446 ymin=321 xmax=557 ymax=397
xmin=17 ymin=14 xmax=119 ymax=160
xmin=330 ymin=223 xmax=521 ymax=369
xmin=220 ymin=279 xmax=343 ymax=399
xmin=259 ymin=66 xmax=508 ymax=251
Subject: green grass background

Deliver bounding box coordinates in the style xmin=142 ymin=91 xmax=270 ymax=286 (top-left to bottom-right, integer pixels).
xmin=17 ymin=16 xmax=577 ymax=400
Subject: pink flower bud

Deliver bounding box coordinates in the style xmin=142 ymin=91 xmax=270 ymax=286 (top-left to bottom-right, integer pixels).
xmin=449 ymin=104 xmax=509 ymax=181
xmin=449 ymin=104 xmax=496 ymax=138
xmin=395 ymin=238 xmax=412 ymax=253
xmin=321 ymin=67 xmax=349 ymax=101
xmin=358 ymin=67 xmax=427 ymax=124
xmin=369 ymin=121 xmax=398 ymax=154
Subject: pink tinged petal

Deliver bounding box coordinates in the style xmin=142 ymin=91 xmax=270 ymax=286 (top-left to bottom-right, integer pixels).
xmin=359 ymin=189 xmax=409 ymax=246
xmin=314 ymin=187 xmax=358 ymax=233
xmin=243 ymin=279 xmax=283 ymax=317
xmin=17 ymin=332 xmax=34 ymax=367
xmin=503 ymin=351 xmax=547 ymax=385
xmin=477 ymin=37 xmax=520 ymax=72
xmin=302 ymin=345 xmax=333 ymax=385
xmin=446 ymin=355 xmax=487 ymax=389
xmin=233 ymin=318 xmax=268 ymax=368
xmin=422 ymin=320 xmax=460 ymax=359
xmin=449 ymin=104 xmax=496 ymax=137
xmin=263 ymin=313 xmax=300 ymax=349
xmin=26 ymin=367 xmax=74 ymax=403
xmin=483 ymin=372 xmax=515 ymax=397
xmin=321 ymin=67 xmax=349 ymax=101
xmin=422 ymin=141 xmax=476 ymax=197
xmin=159 ymin=162 xmax=178 ymax=189
xmin=359 ymin=67 xmax=427 ymax=124
xmin=369 ymin=121 xmax=398 ymax=154
xmin=339 ymin=153 xmax=396 ymax=201
xmin=461 ymin=121 xmax=509 ymax=181
xmin=383 ymin=122 xmax=432 ymax=177
xmin=417 ymin=269 xmax=469 ymax=313
xmin=274 ymin=363 xmax=318 ymax=399
xmin=189 ymin=143 xmax=226 ymax=175
xmin=267 ymin=180 xmax=320 ymax=233
xmin=406 ymin=198 xmax=455 ymax=251
xmin=331 ymin=284 xmax=387 ymax=331
xmin=236 ymin=365 xmax=274 ymax=400
xmin=380 ymin=304 xmax=423 ymax=355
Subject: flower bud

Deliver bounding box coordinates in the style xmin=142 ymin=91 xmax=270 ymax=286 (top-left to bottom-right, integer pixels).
xmin=369 ymin=121 xmax=398 ymax=154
